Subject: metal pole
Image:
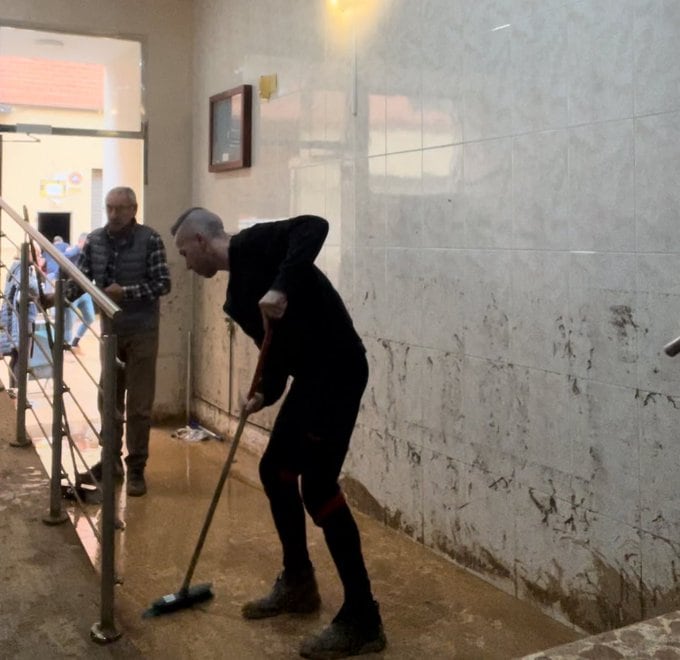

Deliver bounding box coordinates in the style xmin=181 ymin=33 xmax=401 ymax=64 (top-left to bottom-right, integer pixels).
xmin=44 ymin=278 xmax=67 ymax=525
xmin=0 ymin=197 xmax=120 ymax=319
xmin=186 ymin=330 xmax=191 ymax=425
xmin=10 ymin=241 xmax=30 ymax=447
xmin=91 ymin=333 xmax=121 ymax=644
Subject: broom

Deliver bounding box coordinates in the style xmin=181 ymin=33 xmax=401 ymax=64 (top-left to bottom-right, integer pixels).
xmin=144 ymin=325 xmax=273 ymax=617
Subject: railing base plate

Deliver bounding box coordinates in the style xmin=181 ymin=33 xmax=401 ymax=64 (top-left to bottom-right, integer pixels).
xmin=42 ymin=511 xmax=69 ymax=525
xmin=9 ymin=439 xmax=32 ymax=448
xmin=90 ymin=622 xmax=122 ymax=645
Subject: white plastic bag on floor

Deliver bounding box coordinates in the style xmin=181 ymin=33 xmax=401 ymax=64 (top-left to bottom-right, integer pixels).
xmin=171 ymin=426 xmax=209 ymax=442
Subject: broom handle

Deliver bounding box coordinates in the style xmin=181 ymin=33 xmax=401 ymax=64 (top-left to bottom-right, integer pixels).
xmin=181 ymin=325 xmax=273 ymax=592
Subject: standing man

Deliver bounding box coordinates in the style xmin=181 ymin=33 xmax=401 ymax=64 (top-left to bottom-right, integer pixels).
xmin=68 ymin=187 xmax=171 ymax=496
xmin=171 ymin=209 xmax=386 ymax=659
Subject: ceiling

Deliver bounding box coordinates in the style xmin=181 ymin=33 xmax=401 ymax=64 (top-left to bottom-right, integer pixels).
xmin=0 ymin=26 xmax=139 ymax=65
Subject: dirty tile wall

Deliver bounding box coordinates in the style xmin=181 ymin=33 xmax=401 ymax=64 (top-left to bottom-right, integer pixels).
xmin=190 ymin=0 xmax=680 ymax=633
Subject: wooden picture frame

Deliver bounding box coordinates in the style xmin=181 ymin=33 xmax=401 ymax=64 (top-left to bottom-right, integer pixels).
xmin=209 ymin=84 xmax=252 ymax=172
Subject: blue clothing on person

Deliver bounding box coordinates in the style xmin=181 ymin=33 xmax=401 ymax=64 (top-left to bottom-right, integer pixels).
xmin=0 ymin=259 xmax=40 ymax=388
xmin=44 ymin=237 xmax=69 ymax=278
xmin=63 ymin=237 xmax=95 ymax=345
xmin=0 ymin=259 xmax=39 ymax=355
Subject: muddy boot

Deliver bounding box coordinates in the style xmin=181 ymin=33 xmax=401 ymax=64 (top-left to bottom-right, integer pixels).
xmin=78 ymin=458 xmax=124 ymax=486
xmin=126 ymin=469 xmax=147 ymax=497
xmin=242 ymin=568 xmax=321 ymax=619
xmin=299 ymin=601 xmax=386 ymax=659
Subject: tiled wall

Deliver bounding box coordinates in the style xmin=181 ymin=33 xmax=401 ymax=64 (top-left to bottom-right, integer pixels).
xmin=191 ymin=0 xmax=680 ymax=632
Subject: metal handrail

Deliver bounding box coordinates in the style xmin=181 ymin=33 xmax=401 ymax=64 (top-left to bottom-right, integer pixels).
xmin=0 ymin=196 xmax=120 ymax=320
xmin=1 ymin=195 xmax=122 ymax=642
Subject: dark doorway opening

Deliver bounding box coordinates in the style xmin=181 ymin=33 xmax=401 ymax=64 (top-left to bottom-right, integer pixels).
xmin=37 ymin=212 xmax=71 ymax=243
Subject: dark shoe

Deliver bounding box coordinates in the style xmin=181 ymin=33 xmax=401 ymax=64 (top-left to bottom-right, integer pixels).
xmin=78 ymin=459 xmax=124 ymax=486
xmin=299 ymin=601 xmax=386 ymax=659
xmin=71 ymin=336 xmax=81 ymax=348
xmin=126 ymin=471 xmax=147 ymax=497
xmin=242 ymin=569 xmax=321 ymax=619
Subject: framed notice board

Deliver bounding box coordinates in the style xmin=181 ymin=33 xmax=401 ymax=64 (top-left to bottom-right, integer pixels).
xmin=209 ymin=84 xmax=252 ymax=172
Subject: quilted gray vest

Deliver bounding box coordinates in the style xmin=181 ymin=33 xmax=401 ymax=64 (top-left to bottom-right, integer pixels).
xmin=88 ymin=224 xmax=160 ymax=336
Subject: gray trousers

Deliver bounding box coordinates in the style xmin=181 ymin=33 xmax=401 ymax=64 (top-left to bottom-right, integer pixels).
xmin=99 ymin=330 xmax=159 ymax=472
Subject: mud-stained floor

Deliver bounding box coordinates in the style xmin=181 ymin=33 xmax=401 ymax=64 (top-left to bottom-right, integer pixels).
xmin=3 ymin=424 xmax=582 ymax=658
xmin=1 ymin=336 xmax=583 ymax=658
xmin=98 ymin=431 xmax=586 ymax=659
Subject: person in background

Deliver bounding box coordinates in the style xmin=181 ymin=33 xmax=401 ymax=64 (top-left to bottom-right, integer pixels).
xmin=0 ymin=248 xmax=41 ymax=392
xmin=63 ymin=187 xmax=171 ymax=497
xmin=171 ymin=208 xmax=386 ymax=659
xmin=64 ymin=233 xmax=95 ymax=349
xmin=44 ymin=235 xmax=69 ymax=280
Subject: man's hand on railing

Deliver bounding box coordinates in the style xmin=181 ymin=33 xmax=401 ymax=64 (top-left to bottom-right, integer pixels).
xmin=103 ymin=283 xmax=124 ymax=304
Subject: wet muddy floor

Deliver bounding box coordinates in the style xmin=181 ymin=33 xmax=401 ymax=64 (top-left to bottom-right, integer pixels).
xmin=2 ymin=337 xmax=583 ymax=658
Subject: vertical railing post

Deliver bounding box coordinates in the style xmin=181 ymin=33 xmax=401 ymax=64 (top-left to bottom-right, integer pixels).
xmin=44 ymin=278 xmax=68 ymax=525
xmin=10 ymin=241 xmax=31 ymax=447
xmin=91 ymin=332 xmax=121 ymax=644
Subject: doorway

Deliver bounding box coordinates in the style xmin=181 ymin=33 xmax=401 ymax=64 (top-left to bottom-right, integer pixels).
xmin=37 ymin=212 xmax=71 ymax=243
xmin=0 ymin=25 xmax=145 ymax=262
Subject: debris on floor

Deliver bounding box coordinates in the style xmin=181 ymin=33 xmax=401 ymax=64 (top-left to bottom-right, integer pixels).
xmin=171 ymin=423 xmax=222 ymax=442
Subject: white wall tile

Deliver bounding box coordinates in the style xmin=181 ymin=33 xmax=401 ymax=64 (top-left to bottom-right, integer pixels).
xmin=513 ymin=367 xmax=574 ymax=487
xmin=462 ymin=26 xmax=513 ymax=141
xmin=464 ymin=138 xmax=513 ymax=249
xmin=423 ymin=450 xmax=517 ymax=593
xmin=356 ymin=31 xmax=387 ymax=157
xmin=636 ymin=112 xmax=680 ymax=252
xmin=636 ymin=253 xmax=680 ymax=396
xmin=355 ymin=156 xmax=386 ymax=247
xmin=634 ymin=0 xmax=680 ymax=116
xmin=568 ymin=120 xmax=635 ymax=253
xmin=421 ymin=0 xmax=464 ymax=149
xmin=385 ymin=151 xmax=423 ymax=247
xmin=512 ymin=130 xmax=569 ymax=250
xmin=419 ymin=348 xmax=465 ymax=455
xmin=515 ymin=498 xmax=643 ymax=630
xmin=384 ymin=248 xmax=427 ymax=345
xmin=568 ymin=0 xmax=634 ymax=124
xmin=511 ymin=5 xmax=568 ymax=134
xmin=422 ymin=146 xmax=465 ymax=248
xmin=639 ymin=394 xmax=680 ymax=541
xmin=639 ymin=532 xmax=680 ymax=619
xmin=462 ymin=356 xmax=518 ymax=465
xmin=510 ymin=251 xmax=571 ymax=373
xmin=353 ymin=247 xmax=386 ymax=340
xmin=464 ymin=250 xmax=512 ymax=361
xmin=572 ymin=379 xmax=640 ymax=526
xmin=360 ymin=337 xmax=389 ymax=432
xmin=383 ymin=341 xmax=425 ymax=443
xmin=568 ymin=252 xmax=638 ymax=387
xmin=461 ymin=0 xmax=514 ymax=36
xmin=381 ymin=433 xmax=424 ymax=540
xmin=419 ymin=249 xmax=466 ymax=353
xmin=384 ymin=0 xmax=422 ymax=154
xmin=421 ymin=449 xmax=465 ymax=556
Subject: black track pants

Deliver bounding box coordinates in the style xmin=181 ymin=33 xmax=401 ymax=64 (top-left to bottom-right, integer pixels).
xmin=258 ymin=352 xmax=374 ymax=607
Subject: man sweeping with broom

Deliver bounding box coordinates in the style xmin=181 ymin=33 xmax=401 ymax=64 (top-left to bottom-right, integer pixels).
xmin=171 ymin=209 xmax=386 ymax=659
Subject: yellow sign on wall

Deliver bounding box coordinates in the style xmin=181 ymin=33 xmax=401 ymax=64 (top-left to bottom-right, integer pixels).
xmin=40 ymin=180 xmax=65 ymax=198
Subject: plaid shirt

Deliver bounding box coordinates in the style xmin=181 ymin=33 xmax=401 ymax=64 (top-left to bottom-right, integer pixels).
xmin=66 ymin=221 xmax=171 ymax=301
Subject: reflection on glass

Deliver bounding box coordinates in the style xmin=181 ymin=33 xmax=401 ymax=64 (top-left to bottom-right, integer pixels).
xmin=209 ymin=85 xmax=252 ymax=172
xmin=212 ymin=94 xmax=242 ymax=166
